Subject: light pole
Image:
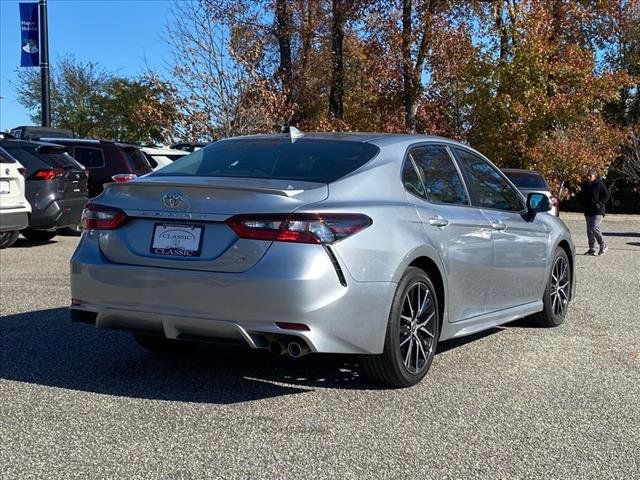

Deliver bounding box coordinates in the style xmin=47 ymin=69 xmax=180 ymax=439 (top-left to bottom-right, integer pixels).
xmin=39 ymin=0 xmax=50 ymax=127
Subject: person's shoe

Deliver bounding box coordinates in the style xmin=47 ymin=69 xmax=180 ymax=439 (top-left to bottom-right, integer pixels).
xmin=598 ymin=245 xmax=608 ymax=255
xmin=585 ymin=249 xmax=596 ymax=256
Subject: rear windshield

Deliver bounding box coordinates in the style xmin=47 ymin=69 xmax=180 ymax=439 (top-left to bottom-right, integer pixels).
xmin=504 ymin=171 xmax=548 ymax=189
xmin=153 ymin=138 xmax=380 ymax=183
xmin=122 ymin=148 xmax=152 ymax=175
xmin=1 ymin=144 xmax=80 ymax=175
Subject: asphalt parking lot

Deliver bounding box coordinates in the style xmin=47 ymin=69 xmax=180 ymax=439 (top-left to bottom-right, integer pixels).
xmin=1 ymin=212 xmax=639 ymax=479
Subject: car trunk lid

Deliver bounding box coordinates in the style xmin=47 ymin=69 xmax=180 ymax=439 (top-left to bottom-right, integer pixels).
xmin=95 ymin=176 xmax=328 ymax=272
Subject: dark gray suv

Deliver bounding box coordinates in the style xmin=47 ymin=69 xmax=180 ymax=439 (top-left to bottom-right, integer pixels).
xmin=0 ymin=139 xmax=89 ymax=242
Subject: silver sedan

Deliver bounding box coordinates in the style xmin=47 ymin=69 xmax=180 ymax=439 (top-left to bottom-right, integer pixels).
xmin=70 ymin=132 xmax=576 ymax=387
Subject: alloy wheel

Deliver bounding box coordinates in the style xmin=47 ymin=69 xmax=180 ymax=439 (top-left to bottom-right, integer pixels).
xmin=550 ymin=255 xmax=570 ymax=317
xmin=399 ymin=282 xmax=436 ymax=374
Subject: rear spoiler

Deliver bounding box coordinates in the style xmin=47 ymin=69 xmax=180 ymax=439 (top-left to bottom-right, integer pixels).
xmin=110 ymin=180 xmax=314 ymax=198
xmin=36 ymin=145 xmax=72 ymax=154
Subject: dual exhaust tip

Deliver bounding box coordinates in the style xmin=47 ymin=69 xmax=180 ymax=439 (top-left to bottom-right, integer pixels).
xmin=268 ymin=339 xmax=310 ymax=358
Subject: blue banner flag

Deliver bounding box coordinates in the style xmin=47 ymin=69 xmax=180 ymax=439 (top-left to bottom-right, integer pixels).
xmin=19 ymin=3 xmax=39 ymax=67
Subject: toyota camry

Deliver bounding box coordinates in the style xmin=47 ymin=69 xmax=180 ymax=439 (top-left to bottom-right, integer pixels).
xmin=70 ymin=131 xmax=575 ymax=387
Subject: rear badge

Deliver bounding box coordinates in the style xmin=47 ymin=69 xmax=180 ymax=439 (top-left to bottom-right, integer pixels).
xmin=162 ymin=191 xmax=186 ymax=209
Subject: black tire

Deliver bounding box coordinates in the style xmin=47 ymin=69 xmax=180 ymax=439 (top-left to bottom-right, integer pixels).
xmin=532 ymin=247 xmax=571 ymax=327
xmin=0 ymin=231 xmax=20 ymax=249
xmin=21 ymin=228 xmax=57 ymax=242
xmin=133 ymin=334 xmax=198 ymax=355
xmin=360 ymin=267 xmax=440 ymax=388
xmin=60 ymin=224 xmax=82 ymax=236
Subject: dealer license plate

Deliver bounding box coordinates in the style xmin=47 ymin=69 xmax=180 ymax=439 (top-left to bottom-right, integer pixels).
xmin=150 ymin=223 xmax=204 ymax=257
xmin=0 ymin=180 xmax=10 ymax=194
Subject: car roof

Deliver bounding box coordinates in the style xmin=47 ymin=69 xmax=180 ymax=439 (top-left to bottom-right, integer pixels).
xmin=140 ymin=146 xmax=189 ymax=155
xmin=0 ymin=138 xmax=72 ymax=148
xmin=221 ymin=132 xmax=470 ymax=148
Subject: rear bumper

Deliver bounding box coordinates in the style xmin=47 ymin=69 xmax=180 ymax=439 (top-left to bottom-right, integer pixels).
xmin=0 ymin=210 xmax=29 ymax=232
xmin=31 ymin=196 xmax=87 ymax=229
xmin=70 ymin=233 xmax=396 ymax=354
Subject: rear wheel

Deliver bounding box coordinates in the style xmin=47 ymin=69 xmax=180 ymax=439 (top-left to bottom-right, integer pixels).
xmin=21 ymin=228 xmax=57 ymax=242
xmin=0 ymin=231 xmax=20 ymax=249
xmin=133 ymin=334 xmax=198 ymax=355
xmin=532 ymin=247 xmax=571 ymax=327
xmin=360 ymin=267 xmax=440 ymax=387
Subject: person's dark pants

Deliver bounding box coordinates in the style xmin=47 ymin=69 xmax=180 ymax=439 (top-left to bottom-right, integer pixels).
xmin=586 ymin=215 xmax=605 ymax=250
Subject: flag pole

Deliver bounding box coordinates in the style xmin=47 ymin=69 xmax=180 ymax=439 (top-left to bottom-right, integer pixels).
xmin=39 ymin=0 xmax=50 ymax=127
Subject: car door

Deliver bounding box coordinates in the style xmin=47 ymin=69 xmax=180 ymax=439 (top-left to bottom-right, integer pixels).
xmin=403 ymin=143 xmax=494 ymax=322
xmin=453 ymin=147 xmax=549 ymax=312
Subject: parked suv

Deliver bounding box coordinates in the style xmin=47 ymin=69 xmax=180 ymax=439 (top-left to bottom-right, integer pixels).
xmin=0 ymin=139 xmax=88 ymax=242
xmin=42 ymin=139 xmax=153 ymax=198
xmin=0 ymin=147 xmax=31 ymax=248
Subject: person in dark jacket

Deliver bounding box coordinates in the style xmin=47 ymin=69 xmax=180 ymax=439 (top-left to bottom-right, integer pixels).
xmin=580 ymin=169 xmax=610 ymax=255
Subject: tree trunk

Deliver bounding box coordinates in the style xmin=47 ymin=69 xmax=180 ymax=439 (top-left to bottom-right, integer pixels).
xmin=275 ymin=0 xmax=293 ymax=102
xmin=402 ymin=0 xmax=416 ymax=132
xmin=329 ymin=0 xmax=346 ymax=120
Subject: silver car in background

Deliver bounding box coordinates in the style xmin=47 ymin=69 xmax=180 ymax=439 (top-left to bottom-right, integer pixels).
xmin=70 ymin=133 xmax=576 ymax=387
xmin=502 ymin=168 xmax=559 ymax=216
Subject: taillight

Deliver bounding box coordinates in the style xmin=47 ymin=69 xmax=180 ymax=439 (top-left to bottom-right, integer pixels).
xmin=81 ymin=203 xmax=128 ymax=230
xmin=112 ymin=173 xmax=137 ymax=183
xmin=31 ymin=168 xmax=65 ymax=180
xmin=18 ymin=167 xmax=27 ymax=177
xmin=225 ymin=213 xmax=372 ymax=244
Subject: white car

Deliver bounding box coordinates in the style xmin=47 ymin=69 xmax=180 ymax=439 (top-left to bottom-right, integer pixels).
xmin=0 ymin=147 xmax=31 ymax=248
xmin=140 ymin=146 xmax=188 ymax=171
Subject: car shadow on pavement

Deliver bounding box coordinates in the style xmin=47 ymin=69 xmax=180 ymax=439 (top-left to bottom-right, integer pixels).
xmin=12 ymin=238 xmax=57 ymax=248
xmin=603 ymin=231 xmax=640 ymax=237
xmin=1 ymin=307 xmax=498 ymax=402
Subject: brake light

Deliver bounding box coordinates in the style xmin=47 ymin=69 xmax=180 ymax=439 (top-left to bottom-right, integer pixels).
xmin=81 ymin=203 xmax=128 ymax=230
xmin=226 ymin=213 xmax=372 ymax=244
xmin=31 ymin=168 xmax=65 ymax=180
xmin=112 ymin=173 xmax=137 ymax=183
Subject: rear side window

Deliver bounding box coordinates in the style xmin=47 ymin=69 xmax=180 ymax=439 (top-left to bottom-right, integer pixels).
xmin=74 ymin=147 xmax=105 ymax=168
xmin=0 ymin=147 xmax=16 ymax=163
xmin=504 ymin=171 xmax=548 ymax=189
xmin=153 ymin=138 xmax=380 ymax=183
xmin=408 ymin=145 xmax=469 ymax=205
xmin=402 ymin=157 xmax=425 ymax=197
xmin=455 ymin=148 xmax=524 ymax=212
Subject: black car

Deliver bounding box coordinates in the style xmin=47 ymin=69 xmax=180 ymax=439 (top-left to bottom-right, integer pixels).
xmin=9 ymin=126 xmax=74 ymax=141
xmin=40 ymin=138 xmax=153 ymax=198
xmin=0 ymin=139 xmax=89 ymax=242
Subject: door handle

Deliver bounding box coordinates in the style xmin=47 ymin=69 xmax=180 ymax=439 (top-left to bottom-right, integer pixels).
xmin=490 ymin=220 xmax=507 ymax=231
xmin=428 ymin=217 xmax=450 ymax=227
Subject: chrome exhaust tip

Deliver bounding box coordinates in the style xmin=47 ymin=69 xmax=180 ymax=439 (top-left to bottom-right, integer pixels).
xmin=287 ymin=341 xmax=309 ymax=359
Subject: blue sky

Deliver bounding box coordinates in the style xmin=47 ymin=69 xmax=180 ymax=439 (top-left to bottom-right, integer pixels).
xmin=0 ymin=0 xmax=174 ymax=131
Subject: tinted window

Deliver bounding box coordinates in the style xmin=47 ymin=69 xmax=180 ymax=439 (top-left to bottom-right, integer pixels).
xmin=122 ymin=148 xmax=152 ymax=175
xmin=455 ymin=149 xmax=524 ymax=211
xmin=504 ymin=171 xmax=548 ymax=189
xmin=402 ymin=157 xmax=425 ymax=197
xmin=154 ymin=138 xmax=380 ymax=183
xmin=409 ymin=145 xmax=469 ymax=205
xmin=73 ymin=147 xmax=105 ymax=168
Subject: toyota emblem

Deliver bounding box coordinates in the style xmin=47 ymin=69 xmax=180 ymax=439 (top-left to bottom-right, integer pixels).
xmin=162 ymin=191 xmax=185 ymax=209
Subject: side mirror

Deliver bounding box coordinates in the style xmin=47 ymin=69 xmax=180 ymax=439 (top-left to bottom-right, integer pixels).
xmin=527 ymin=192 xmax=551 ymax=214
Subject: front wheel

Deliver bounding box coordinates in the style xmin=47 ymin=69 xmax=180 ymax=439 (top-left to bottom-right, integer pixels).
xmin=360 ymin=267 xmax=440 ymax=387
xmin=0 ymin=231 xmax=20 ymax=249
xmin=532 ymin=247 xmax=571 ymax=327
xmin=21 ymin=228 xmax=57 ymax=242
